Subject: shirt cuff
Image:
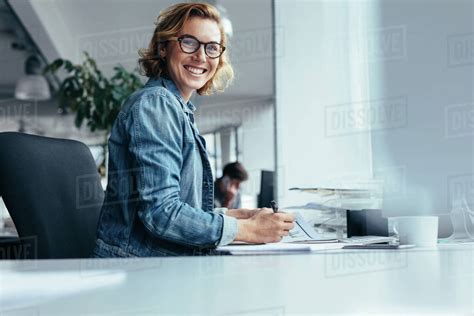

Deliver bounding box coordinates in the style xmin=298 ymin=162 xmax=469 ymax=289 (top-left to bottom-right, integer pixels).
xmin=213 ymin=207 xmax=228 ymax=215
xmin=217 ymin=214 xmax=238 ymax=246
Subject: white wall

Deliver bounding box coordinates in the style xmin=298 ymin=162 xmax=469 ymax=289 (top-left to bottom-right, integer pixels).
xmin=371 ymin=0 xmax=474 ymax=216
xmin=275 ymin=1 xmax=377 ymax=207
xmin=240 ymin=102 xmax=274 ymax=201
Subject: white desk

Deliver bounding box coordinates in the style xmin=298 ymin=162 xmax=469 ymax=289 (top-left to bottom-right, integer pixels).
xmin=0 ymin=244 xmax=473 ymax=315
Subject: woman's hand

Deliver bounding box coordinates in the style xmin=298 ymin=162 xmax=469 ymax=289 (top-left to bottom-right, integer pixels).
xmin=226 ymin=208 xmax=262 ymax=219
xmin=235 ymin=208 xmax=295 ymax=243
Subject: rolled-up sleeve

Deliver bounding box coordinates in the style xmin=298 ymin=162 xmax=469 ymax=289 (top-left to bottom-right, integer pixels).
xmin=126 ymin=92 xmax=232 ymax=248
xmin=218 ymin=214 xmax=238 ymax=246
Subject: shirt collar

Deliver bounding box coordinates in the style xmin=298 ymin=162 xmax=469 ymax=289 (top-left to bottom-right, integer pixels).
xmin=144 ymin=76 xmax=197 ymax=114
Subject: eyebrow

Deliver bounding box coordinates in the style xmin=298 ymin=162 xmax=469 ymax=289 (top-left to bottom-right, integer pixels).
xmin=180 ymin=33 xmax=221 ymax=44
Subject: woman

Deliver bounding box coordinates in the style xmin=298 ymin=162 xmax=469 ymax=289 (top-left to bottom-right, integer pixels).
xmin=93 ymin=3 xmax=294 ymax=257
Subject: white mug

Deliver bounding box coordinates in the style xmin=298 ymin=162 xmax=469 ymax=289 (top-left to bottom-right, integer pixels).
xmin=392 ymin=216 xmax=438 ymax=247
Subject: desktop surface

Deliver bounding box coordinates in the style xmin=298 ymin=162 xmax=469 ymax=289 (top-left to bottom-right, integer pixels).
xmin=1 ymin=244 xmax=473 ymax=315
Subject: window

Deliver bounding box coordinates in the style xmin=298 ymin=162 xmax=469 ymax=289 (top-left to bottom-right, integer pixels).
xmin=203 ymin=126 xmax=242 ymax=178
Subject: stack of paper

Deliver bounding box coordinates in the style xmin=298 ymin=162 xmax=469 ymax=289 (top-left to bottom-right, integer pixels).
xmin=218 ymin=243 xmax=311 ymax=254
xmin=218 ymin=242 xmax=345 ymax=255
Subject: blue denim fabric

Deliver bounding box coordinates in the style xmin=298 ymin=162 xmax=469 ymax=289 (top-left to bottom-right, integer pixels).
xmin=93 ymin=77 xmax=237 ymax=257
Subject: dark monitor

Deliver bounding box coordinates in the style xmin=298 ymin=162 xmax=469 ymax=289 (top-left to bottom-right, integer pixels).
xmin=257 ymin=170 xmax=274 ymax=208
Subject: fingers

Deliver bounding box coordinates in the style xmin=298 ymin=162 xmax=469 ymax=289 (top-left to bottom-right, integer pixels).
xmin=274 ymin=224 xmax=292 ymax=241
xmin=266 ymin=235 xmax=284 ymax=243
xmin=266 ymin=212 xmax=295 ymax=231
xmin=250 ymin=210 xmax=297 ymax=243
xmin=274 ymin=212 xmax=295 ymax=222
xmin=281 ymin=221 xmax=295 ymax=231
xmin=261 ymin=225 xmax=290 ymax=243
xmin=258 ymin=208 xmax=274 ymax=215
xmin=275 ymin=216 xmax=295 ymax=239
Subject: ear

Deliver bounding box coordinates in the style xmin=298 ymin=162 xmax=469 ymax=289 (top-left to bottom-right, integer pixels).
xmin=159 ymin=44 xmax=167 ymax=59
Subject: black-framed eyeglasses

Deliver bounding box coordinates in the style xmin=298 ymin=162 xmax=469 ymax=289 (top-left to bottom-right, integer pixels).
xmin=168 ymin=34 xmax=225 ymax=59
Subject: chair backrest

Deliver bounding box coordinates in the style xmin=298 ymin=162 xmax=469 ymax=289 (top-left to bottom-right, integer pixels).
xmin=0 ymin=132 xmax=104 ymax=259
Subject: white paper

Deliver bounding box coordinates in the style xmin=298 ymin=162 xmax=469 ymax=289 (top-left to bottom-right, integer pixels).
xmin=218 ymin=240 xmax=344 ymax=255
xmin=281 ymin=212 xmax=336 ymax=243
xmin=218 ymin=243 xmax=311 ymax=254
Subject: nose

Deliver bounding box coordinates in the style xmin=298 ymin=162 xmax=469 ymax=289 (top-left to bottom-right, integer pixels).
xmin=193 ymin=44 xmax=206 ymax=62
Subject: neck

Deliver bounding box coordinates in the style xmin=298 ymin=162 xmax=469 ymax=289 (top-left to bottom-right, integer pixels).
xmin=162 ymin=73 xmax=193 ymax=103
xmin=181 ymin=90 xmax=192 ymax=103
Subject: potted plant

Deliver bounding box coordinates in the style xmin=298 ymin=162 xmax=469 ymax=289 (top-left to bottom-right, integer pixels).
xmin=44 ymin=52 xmax=142 ymax=175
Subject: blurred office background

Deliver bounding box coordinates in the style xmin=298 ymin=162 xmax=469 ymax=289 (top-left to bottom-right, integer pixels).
xmin=0 ymin=0 xmax=472 ymax=220
xmin=0 ymin=0 xmax=275 ymax=210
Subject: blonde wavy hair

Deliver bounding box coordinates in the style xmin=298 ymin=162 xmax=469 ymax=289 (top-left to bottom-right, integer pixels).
xmin=138 ymin=3 xmax=234 ymax=96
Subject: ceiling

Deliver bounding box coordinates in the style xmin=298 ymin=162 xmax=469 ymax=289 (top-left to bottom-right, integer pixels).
xmin=0 ymin=0 xmax=29 ymax=97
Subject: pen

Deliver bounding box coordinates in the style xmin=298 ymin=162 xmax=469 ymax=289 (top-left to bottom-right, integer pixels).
xmin=270 ymin=200 xmax=279 ymax=213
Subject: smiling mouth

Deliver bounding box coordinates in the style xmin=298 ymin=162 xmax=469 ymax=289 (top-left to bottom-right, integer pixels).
xmin=184 ymin=65 xmax=207 ymax=75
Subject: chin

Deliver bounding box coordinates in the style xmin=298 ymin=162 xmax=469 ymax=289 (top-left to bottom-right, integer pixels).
xmin=187 ymin=78 xmax=209 ymax=91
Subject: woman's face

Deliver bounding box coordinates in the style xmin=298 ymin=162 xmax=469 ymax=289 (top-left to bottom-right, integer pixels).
xmin=161 ymin=17 xmax=221 ymax=101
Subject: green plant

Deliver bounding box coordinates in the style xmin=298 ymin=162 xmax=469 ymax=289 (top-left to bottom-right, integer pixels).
xmin=44 ymin=52 xmax=142 ymax=174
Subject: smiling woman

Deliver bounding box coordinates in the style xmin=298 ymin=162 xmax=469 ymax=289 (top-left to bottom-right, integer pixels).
xmin=138 ymin=3 xmax=233 ymax=98
xmin=92 ymin=3 xmax=295 ymax=258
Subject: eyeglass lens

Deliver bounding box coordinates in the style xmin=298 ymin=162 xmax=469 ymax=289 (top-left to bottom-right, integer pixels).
xmin=180 ymin=36 xmax=222 ymax=58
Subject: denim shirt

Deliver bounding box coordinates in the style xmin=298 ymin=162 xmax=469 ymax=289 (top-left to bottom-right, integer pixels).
xmin=93 ymin=77 xmax=238 ymax=257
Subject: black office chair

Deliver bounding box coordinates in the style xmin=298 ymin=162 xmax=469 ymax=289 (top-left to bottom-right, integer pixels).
xmin=0 ymin=132 xmax=104 ymax=259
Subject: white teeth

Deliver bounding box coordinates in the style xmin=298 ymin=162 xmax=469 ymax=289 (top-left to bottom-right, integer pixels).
xmin=185 ymin=65 xmax=205 ymax=75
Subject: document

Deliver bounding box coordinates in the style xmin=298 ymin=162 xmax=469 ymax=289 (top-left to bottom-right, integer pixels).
xmin=281 ymin=212 xmax=337 ymax=243
xmin=217 ymin=212 xmax=339 ymax=254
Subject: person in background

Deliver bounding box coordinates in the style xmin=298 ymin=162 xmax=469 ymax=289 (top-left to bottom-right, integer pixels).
xmin=214 ymin=162 xmax=248 ymax=209
xmin=92 ymin=3 xmax=294 ymax=257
